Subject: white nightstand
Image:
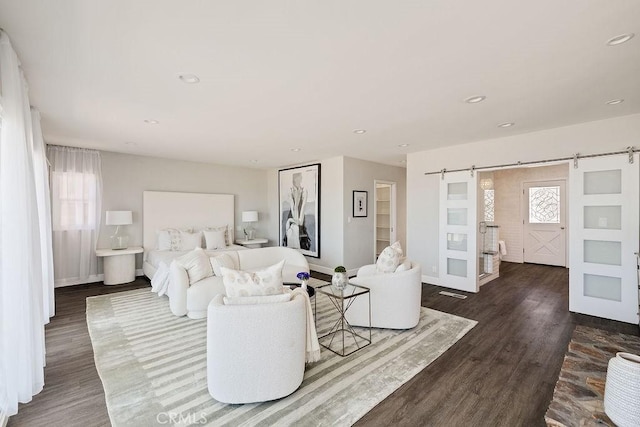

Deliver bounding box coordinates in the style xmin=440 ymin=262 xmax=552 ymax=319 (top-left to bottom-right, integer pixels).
xmin=236 ymin=238 xmax=268 ymax=249
xmin=96 ymin=247 xmax=143 ymax=285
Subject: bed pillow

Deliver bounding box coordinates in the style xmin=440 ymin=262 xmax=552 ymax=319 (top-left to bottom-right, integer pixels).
xmin=179 ymin=230 xmax=203 ymax=250
xmin=204 ymin=229 xmax=227 ymax=250
xmin=210 ymin=253 xmax=236 ymax=276
xmin=206 ymin=225 xmax=231 ymax=246
xmin=220 ymin=260 xmax=285 ymax=297
xmin=223 ymin=293 xmax=291 ymax=305
xmin=156 ymin=228 xmax=181 ymax=251
xmin=376 ymin=241 xmax=403 ymax=273
xmin=175 ymin=247 xmax=213 ymax=284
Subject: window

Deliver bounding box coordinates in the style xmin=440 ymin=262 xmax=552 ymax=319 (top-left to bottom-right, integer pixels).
xmin=529 ymin=186 xmax=560 ymax=224
xmin=483 ymin=189 xmax=494 ymax=222
xmin=51 ymin=171 xmax=98 ymax=230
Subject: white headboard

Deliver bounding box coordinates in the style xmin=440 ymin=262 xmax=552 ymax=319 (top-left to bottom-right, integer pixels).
xmin=142 ymin=191 xmax=235 ymax=254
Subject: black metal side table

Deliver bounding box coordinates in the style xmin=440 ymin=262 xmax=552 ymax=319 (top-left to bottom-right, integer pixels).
xmin=315 ymin=283 xmax=371 ymax=357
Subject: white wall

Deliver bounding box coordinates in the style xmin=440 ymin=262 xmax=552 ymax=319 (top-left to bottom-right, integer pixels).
xmin=407 ymin=113 xmax=640 ymax=284
xmin=343 ymin=156 xmax=406 ymax=271
xmin=100 ymin=151 xmax=270 ymax=270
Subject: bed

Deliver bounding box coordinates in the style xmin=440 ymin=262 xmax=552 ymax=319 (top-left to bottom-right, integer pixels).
xmin=142 ymin=191 xmax=246 ymax=279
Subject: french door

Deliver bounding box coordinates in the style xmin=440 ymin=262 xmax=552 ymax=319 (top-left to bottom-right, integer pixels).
xmin=439 ymin=171 xmax=478 ymax=293
xmin=569 ymin=155 xmax=639 ymax=324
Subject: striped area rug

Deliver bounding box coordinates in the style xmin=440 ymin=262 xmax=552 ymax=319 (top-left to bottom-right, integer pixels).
xmin=87 ymin=282 xmax=477 ymax=426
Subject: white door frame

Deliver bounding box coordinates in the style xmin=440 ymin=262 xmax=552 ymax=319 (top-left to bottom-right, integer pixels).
xmin=522 ymin=179 xmax=567 ymax=267
xmin=373 ymin=180 xmax=397 ymax=263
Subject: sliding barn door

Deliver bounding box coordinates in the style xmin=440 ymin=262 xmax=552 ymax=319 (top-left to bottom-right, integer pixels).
xmin=439 ymin=171 xmax=478 ymax=293
xmin=569 ymin=155 xmax=639 ymax=324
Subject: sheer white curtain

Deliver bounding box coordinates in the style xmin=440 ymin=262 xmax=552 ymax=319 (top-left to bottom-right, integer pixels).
xmin=0 ymin=30 xmax=48 ymax=416
xmin=48 ymin=145 xmax=102 ymax=285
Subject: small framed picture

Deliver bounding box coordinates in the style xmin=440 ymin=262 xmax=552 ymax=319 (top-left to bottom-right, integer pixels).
xmin=353 ymin=190 xmax=368 ymax=218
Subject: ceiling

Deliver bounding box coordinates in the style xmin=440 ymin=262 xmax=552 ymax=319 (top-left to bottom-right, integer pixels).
xmin=0 ymin=0 xmax=638 ymax=169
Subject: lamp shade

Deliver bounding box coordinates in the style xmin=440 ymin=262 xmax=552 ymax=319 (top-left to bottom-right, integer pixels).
xmin=242 ymin=211 xmax=258 ymax=222
xmin=106 ymin=210 xmax=133 ymax=226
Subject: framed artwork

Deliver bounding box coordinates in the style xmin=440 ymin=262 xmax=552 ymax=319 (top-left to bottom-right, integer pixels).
xmin=278 ymin=163 xmax=321 ymax=258
xmin=353 ymin=190 xmax=368 ymax=217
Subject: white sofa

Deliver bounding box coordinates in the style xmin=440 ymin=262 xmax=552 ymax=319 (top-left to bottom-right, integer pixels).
xmin=207 ymin=294 xmax=306 ymax=404
xmin=346 ymin=262 xmax=422 ymax=329
xmin=169 ymin=246 xmax=309 ymax=319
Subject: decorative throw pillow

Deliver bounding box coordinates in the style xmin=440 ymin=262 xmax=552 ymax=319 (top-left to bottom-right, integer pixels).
xmin=223 ymin=293 xmax=291 ymax=305
xmin=206 ymin=225 xmax=230 ymax=246
xmin=220 ymin=260 xmax=285 ymax=297
xmin=210 ymin=253 xmax=236 ymax=276
xmin=156 ymin=228 xmax=181 ymax=251
xmin=395 ymin=258 xmax=412 ymax=273
xmin=204 ymin=229 xmax=227 ymax=250
xmin=175 ymin=247 xmax=213 ymax=284
xmin=179 ymin=230 xmax=203 ymax=250
xmin=376 ymin=241 xmax=403 ymax=273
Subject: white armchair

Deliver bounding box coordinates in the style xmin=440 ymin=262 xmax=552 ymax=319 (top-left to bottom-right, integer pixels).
xmin=346 ymin=262 xmax=422 ymax=329
xmin=206 ymin=294 xmax=306 ymax=404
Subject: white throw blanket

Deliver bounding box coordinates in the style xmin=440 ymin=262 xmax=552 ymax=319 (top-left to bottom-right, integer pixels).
xmin=290 ymin=288 xmax=321 ymax=364
xmin=150 ymin=262 xmax=171 ymax=296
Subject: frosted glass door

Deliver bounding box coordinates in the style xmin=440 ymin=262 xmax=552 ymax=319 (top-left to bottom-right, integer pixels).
xmin=569 ymin=156 xmax=639 ymax=324
xmin=439 ymin=171 xmax=478 ymax=293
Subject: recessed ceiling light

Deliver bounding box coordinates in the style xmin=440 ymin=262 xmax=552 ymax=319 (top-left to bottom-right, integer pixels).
xmin=606 ymin=99 xmax=624 ymax=105
xmin=250 ymin=159 xmax=258 ymax=163
xmin=179 ymin=74 xmax=200 ymax=84
xmin=353 ymin=129 xmax=367 ymax=134
xmin=144 ymin=119 xmax=159 ymax=124
xmin=124 ymin=141 xmax=137 ymax=146
xmin=465 ymin=95 xmax=486 ymax=104
xmin=607 ymin=33 xmax=634 ymax=46
xmin=498 ymin=122 xmax=515 ymax=128
xmin=400 ymin=160 xmax=407 ymax=164
xmin=290 ymin=148 xmax=301 ymax=152
xmin=398 ymin=143 xmax=410 ymax=147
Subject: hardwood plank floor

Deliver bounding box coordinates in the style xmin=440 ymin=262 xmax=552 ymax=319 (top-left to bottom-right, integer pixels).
xmin=8 ymin=263 xmax=638 ymax=426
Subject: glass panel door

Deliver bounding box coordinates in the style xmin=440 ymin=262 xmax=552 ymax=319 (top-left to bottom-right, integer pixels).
xmin=439 ymin=171 xmax=478 ymax=293
xmin=569 ymin=155 xmax=639 ymax=324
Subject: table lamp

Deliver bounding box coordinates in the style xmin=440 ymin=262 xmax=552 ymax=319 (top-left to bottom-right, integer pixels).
xmin=106 ymin=210 xmax=132 ymax=250
xmin=241 ymin=211 xmax=258 ymax=240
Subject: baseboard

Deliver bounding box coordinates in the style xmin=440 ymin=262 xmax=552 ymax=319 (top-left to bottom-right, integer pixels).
xmin=309 ymin=264 xmax=358 ymax=277
xmin=1 ymin=411 xmax=8 ymax=427
xmin=421 ymin=274 xmax=441 ymax=286
xmin=55 ymin=270 xmax=146 ymax=288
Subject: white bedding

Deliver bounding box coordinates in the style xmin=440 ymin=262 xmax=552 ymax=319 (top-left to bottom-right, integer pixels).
xmin=145 ymin=245 xmax=247 ymax=269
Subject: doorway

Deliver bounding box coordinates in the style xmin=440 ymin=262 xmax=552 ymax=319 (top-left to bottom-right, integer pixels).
xmin=522 ymin=180 xmax=567 ymax=267
xmin=374 ymin=181 xmax=397 ymax=262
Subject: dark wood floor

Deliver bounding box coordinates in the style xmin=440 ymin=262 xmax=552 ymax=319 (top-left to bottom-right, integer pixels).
xmin=8 ymin=263 xmax=638 ymax=426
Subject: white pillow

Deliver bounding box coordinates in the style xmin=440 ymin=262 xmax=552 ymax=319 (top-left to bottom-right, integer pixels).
xmin=204 ymin=229 xmax=227 ymax=250
xmin=223 ymin=293 xmax=291 ymax=305
xmin=395 ymin=258 xmax=412 ymax=273
xmin=206 ymin=225 xmax=231 ymax=245
xmin=156 ymin=228 xmax=181 ymax=251
xmin=220 ymin=260 xmax=285 ymax=297
xmin=175 ymin=248 xmax=213 ymax=285
xmin=376 ymin=241 xmax=403 ymax=273
xmin=210 ymin=253 xmax=236 ymax=276
xmin=179 ymin=230 xmax=202 ymax=250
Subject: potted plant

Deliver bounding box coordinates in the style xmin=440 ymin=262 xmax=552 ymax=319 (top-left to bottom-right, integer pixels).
xmin=332 ymin=266 xmax=348 ymax=291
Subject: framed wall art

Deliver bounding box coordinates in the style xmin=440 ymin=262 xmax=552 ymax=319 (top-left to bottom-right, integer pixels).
xmin=278 ymin=163 xmax=321 ymax=258
xmin=353 ymin=190 xmax=368 ymax=217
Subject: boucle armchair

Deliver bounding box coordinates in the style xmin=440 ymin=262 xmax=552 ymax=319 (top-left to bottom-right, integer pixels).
xmin=206 ymin=294 xmax=306 ymax=404
xmin=346 ymin=262 xmax=422 ymax=329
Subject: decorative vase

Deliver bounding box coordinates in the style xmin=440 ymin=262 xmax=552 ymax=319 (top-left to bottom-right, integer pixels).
xmin=604 ymin=352 xmax=640 ymax=427
xmin=300 ymin=279 xmax=308 ymax=291
xmin=331 ymin=272 xmax=348 ymax=291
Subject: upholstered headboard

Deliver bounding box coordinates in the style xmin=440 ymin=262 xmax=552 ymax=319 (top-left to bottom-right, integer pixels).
xmin=142 ymin=191 xmax=235 ymax=254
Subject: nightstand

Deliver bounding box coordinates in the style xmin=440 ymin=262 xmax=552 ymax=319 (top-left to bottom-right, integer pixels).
xmin=96 ymin=247 xmax=143 ymax=285
xmin=236 ymin=238 xmax=268 ymax=249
